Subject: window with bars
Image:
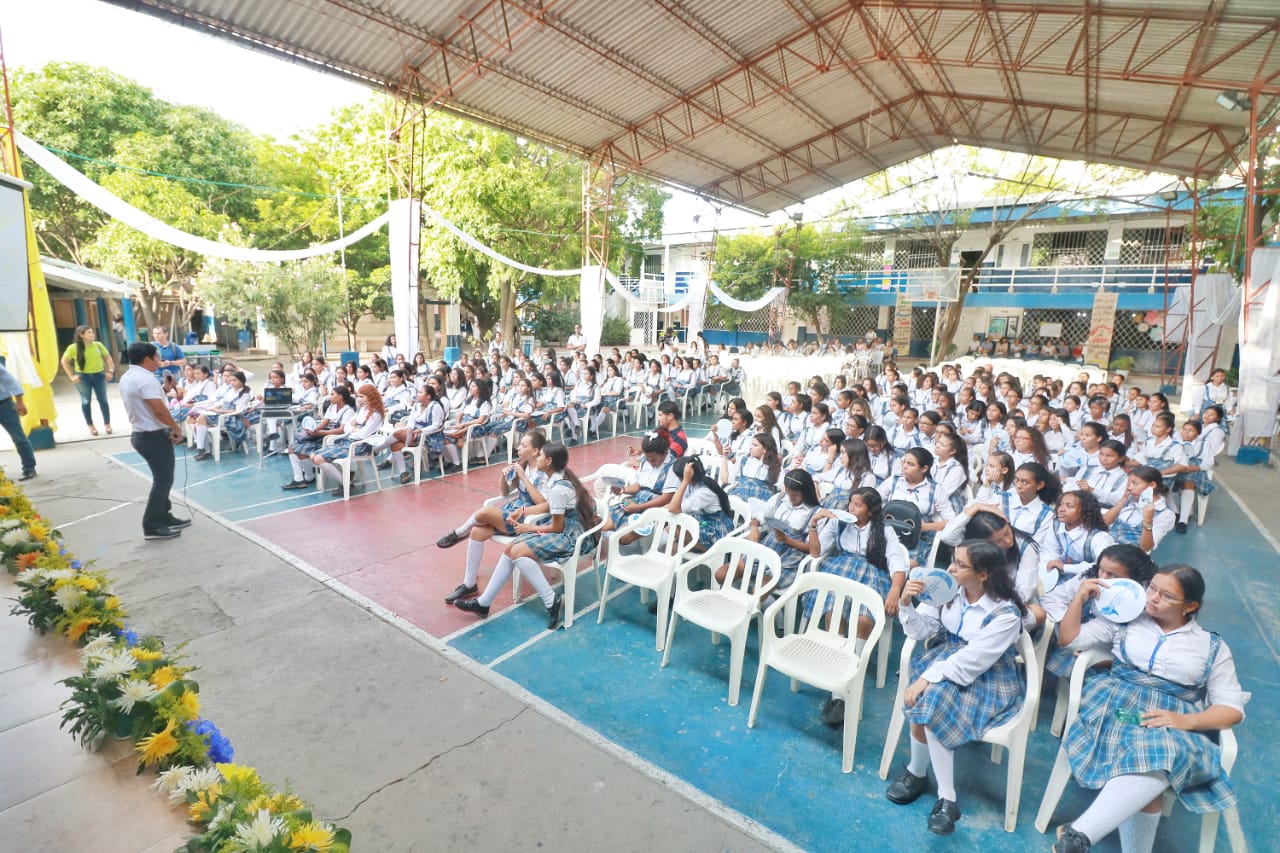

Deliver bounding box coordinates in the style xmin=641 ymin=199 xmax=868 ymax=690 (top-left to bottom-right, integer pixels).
xmin=826 ymin=305 xmax=881 ymax=338
xmin=857 ymin=241 xmax=887 ymax=268
xmin=910 ymin=306 xmax=938 ymax=339
xmin=896 ymin=240 xmax=947 ymax=269
xmin=1119 ymin=227 xmax=1187 ymax=265
xmin=1019 ymin=308 xmax=1093 ymax=345
xmin=1031 ymin=230 xmax=1108 ymax=266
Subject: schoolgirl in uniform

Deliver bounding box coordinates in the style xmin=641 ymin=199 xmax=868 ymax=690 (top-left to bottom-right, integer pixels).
xmin=726 ymin=433 xmax=783 ymax=504
xmin=281 ymin=386 xmax=357 ymax=489
xmin=311 ymin=384 xmax=385 ymax=496
xmin=605 ymin=433 xmax=677 ymax=540
xmin=440 ymin=430 xmax=549 ymax=604
xmin=1076 ymin=439 xmax=1129 ymax=508
xmin=886 ymin=407 xmax=923 ymax=458
xmin=744 ymin=470 xmax=820 ymax=590
xmin=930 ymin=432 xmax=970 ymax=514
xmin=997 ymin=462 xmax=1060 ymax=553
xmin=191 ymin=371 xmax=253 ymax=460
xmin=666 ymin=455 xmax=735 ymax=553
xmin=753 ymin=405 xmax=785 ymax=451
xmin=1108 ymin=413 xmax=1137 ymax=455
xmin=1103 ymin=465 xmax=1176 ymax=553
xmin=385 ymin=383 xmax=447 ymax=484
xmin=878 ymin=447 xmax=956 ymax=566
xmin=958 ymin=401 xmax=989 ymax=448
xmin=1062 ymin=422 xmax=1106 ymax=479
xmin=886 ymin=539 xmax=1028 ymax=836
xmin=1036 ymin=543 xmax=1156 ymax=680
xmin=792 ymin=426 xmax=841 ymax=478
xmin=1044 ymin=410 xmax=1076 ymax=458
xmin=1134 ymin=412 xmax=1186 ymax=488
xmin=710 ymin=405 xmax=754 ymax=467
xmin=864 ymin=425 xmax=894 ymax=484
xmin=1052 ymin=565 xmax=1249 ymax=853
xmin=939 ymin=508 xmax=1040 ymax=607
xmin=595 ymin=362 xmax=628 ymax=433
xmin=1038 ymin=489 xmax=1115 ymax=583
xmin=779 ymin=394 xmax=810 ymax=444
xmin=382 ymin=369 xmax=415 ymax=420
xmin=565 ymin=366 xmax=601 ymax=440
xmin=1195 ymin=368 xmax=1232 ymax=415
xmin=818 ymin=437 xmax=876 ymax=509
xmin=442 ymin=379 xmax=494 ymax=470
xmin=457 ymin=442 xmax=599 ymax=629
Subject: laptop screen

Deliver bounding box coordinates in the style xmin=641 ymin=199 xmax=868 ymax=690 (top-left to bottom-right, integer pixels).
xmin=262 ymin=387 xmax=293 ymax=406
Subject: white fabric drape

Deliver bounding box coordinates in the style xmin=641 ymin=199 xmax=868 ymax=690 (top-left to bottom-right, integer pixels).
xmin=389 ymin=198 xmax=421 ymax=357
xmin=1233 ymin=248 xmax=1280 ymax=453
xmin=579 ymin=266 xmax=606 ymax=355
xmin=15 ymin=130 xmax=390 ymax=262
xmin=708 ymin=282 xmax=784 ymax=311
xmin=1173 ymin=273 xmax=1240 ymax=412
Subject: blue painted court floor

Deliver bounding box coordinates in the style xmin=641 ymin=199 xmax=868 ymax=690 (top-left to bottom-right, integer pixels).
xmin=111 ymin=430 xmax=1274 ymax=851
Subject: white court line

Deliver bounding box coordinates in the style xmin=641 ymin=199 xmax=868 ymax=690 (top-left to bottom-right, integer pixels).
xmin=185 ymin=464 xmax=255 ymax=488
xmin=57 ymin=501 xmax=132 ymax=529
xmin=103 ymin=455 xmax=801 ymax=853
xmin=1218 ymin=480 xmax=1280 ymax=554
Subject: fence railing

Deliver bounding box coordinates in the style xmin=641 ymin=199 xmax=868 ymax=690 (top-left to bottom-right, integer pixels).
xmin=835 ymin=263 xmax=1195 ymax=293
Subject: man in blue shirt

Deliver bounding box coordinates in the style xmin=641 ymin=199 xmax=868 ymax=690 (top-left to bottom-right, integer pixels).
xmin=150 ymin=327 xmax=186 ymax=378
xmin=0 ymin=363 xmax=37 ymax=481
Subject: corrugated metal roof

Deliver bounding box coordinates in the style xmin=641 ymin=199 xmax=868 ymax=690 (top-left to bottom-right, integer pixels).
xmin=40 ymin=257 xmax=139 ymax=297
xmin=102 ymin=0 xmax=1280 ymax=214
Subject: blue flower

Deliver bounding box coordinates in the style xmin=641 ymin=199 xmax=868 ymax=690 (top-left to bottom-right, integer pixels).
xmin=70 ymin=560 xmax=82 ymax=570
xmin=123 ymin=630 xmax=139 ymax=647
xmin=188 ymin=719 xmax=234 ymax=763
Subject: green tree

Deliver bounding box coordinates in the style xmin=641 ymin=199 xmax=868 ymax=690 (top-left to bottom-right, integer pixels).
xmin=11 ymin=62 xmax=162 ymax=262
xmin=1194 ymin=133 xmax=1280 ymax=276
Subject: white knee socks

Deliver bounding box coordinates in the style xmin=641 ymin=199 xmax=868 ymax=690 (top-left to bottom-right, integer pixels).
xmin=392 ymin=450 xmax=407 ymax=474
xmin=514 ymin=556 xmax=556 ymax=607
xmin=1118 ymin=811 xmax=1161 ymax=853
xmin=289 ymin=455 xmax=315 ymax=481
xmin=907 ymin=730 xmax=930 ymax=777
xmin=1179 ymin=489 xmax=1195 ymax=520
xmin=317 ymin=461 xmax=342 ymax=486
xmin=464 ymin=539 xmax=485 ymax=587
xmin=477 ymin=555 xmax=514 ymax=607
xmin=924 ymin=730 xmax=956 ymax=801
xmin=195 ymin=423 xmax=209 ymax=451
xmin=443 ymin=444 xmax=460 ymax=466
xmin=454 ymin=515 xmax=478 ymax=538
xmin=483 ymin=436 xmax=499 ymax=456
xmin=1072 ymin=772 xmax=1168 ymax=845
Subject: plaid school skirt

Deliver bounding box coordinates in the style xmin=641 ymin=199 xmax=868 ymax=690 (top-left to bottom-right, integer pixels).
xmin=315 ymin=436 xmax=370 ymax=462
xmin=801 ymin=552 xmax=892 ymax=620
xmin=497 ymin=491 xmax=535 ymax=535
xmin=517 ymin=510 xmax=596 ymax=563
xmin=911 ymin=531 xmax=937 ymax=567
xmin=904 ymin=629 xmax=1025 ymax=750
xmin=1110 ymin=518 xmax=1143 ymax=546
xmin=692 ymin=510 xmax=734 ymax=552
xmin=820 ymin=486 xmax=851 ymax=510
xmin=760 ymin=529 xmax=808 ymax=575
xmin=608 ymin=488 xmax=659 ymax=529
xmin=1065 ymin=664 xmax=1238 ymax=813
xmin=173 ymin=394 xmax=208 ymax=422
xmin=730 ymin=476 xmax=774 ymax=502
xmin=421 ymin=430 xmax=445 ymax=455
xmin=1172 ymin=456 xmax=1217 ymax=496
xmin=203 ymin=412 xmax=248 ymax=448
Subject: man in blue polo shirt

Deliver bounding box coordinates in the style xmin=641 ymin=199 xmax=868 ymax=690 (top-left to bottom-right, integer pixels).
xmin=0 ymin=363 xmax=37 ymax=481
xmin=151 ymin=326 xmax=186 ymax=378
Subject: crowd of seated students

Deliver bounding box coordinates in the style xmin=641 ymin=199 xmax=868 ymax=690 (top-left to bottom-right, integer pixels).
xmin=414 ymin=348 xmax=1241 ymax=848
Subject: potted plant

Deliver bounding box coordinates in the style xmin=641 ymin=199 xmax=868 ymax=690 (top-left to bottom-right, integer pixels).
xmin=1109 ymin=355 xmax=1136 ymax=379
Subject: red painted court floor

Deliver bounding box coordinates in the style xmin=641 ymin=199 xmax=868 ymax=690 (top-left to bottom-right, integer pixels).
xmin=241 ymin=435 xmax=641 ymax=637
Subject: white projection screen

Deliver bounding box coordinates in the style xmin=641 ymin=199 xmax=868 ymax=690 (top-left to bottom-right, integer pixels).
xmin=0 ymin=174 xmax=33 ymax=332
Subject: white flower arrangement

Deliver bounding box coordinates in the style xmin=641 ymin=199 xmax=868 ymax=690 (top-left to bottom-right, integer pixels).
xmin=80 ymin=634 xmax=115 ymax=664
xmin=92 ymin=648 xmax=137 ymax=683
xmin=2 ymin=528 xmax=32 ymax=546
xmin=153 ymin=764 xmax=195 ymax=799
xmin=0 ymin=518 xmax=23 ymax=530
xmin=53 ymin=584 xmax=83 ymax=612
xmin=228 ymin=809 xmax=287 ymax=851
xmin=112 ymin=678 xmax=160 ymax=714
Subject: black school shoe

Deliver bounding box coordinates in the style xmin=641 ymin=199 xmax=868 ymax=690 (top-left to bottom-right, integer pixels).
xmin=165 ymin=516 xmax=192 ymax=529
xmin=926 ymin=798 xmax=961 ymax=835
xmin=282 ymin=479 xmax=312 ymax=491
xmin=1053 ymin=825 xmax=1092 ymax=853
xmin=143 ymin=527 xmax=181 ymax=541
xmin=885 ymin=767 xmax=929 ymax=804
xmin=820 ymin=697 xmax=846 ymax=728
xmin=546 ymin=593 xmax=563 ymax=630
xmin=19 ymin=470 xmax=36 ymax=481
xmin=444 ymin=583 xmax=478 ymax=605
xmin=1175 ymin=521 xmax=1188 ymax=534
xmin=455 ymin=598 xmax=490 ymax=618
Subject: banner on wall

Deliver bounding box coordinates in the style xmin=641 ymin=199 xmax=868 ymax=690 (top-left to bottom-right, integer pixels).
xmin=1082 ymin=291 xmax=1119 ymax=368
xmin=892 ymin=293 xmax=913 ymax=353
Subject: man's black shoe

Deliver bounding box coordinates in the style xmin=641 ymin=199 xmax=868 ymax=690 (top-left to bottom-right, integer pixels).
xmin=165 ymin=516 xmax=192 ymax=529
xmin=143 ymin=527 xmax=181 ymax=541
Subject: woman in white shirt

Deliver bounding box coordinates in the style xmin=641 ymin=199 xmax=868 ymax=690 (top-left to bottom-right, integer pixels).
xmin=666 ymin=455 xmax=735 ymax=553
xmin=442 ymin=380 xmax=494 ymax=470
xmin=595 ymin=363 xmax=628 ymax=432
xmin=282 ymin=386 xmax=357 ymax=489
xmin=565 ymin=366 xmax=601 ymax=439
xmin=878 ymin=447 xmax=956 ymax=566
xmin=1076 ymin=440 xmax=1128 ymax=509
xmin=930 ymin=432 xmax=969 ymax=514
xmin=380 ymin=334 xmax=403 ymax=366
xmin=886 ymin=539 xmax=1028 ymax=836
xmin=191 ymin=371 xmax=253 ymax=460
xmin=385 ymin=383 xmax=448 ymax=484
xmin=1102 ymin=465 xmax=1176 ymax=553
xmin=1035 ymin=489 xmax=1115 ymax=595
xmin=382 ymin=369 xmax=415 ymax=418
xmin=744 ymin=469 xmax=821 ymax=587
xmin=1169 ymin=416 xmax=1222 ymax=533
xmin=819 ymin=437 xmax=877 ymax=509
xmin=1052 ymin=565 xmax=1249 ymax=853
xmin=727 ymin=432 xmax=782 ymax=503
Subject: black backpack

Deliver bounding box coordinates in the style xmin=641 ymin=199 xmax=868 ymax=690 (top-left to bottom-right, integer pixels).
xmin=882 ymin=499 xmax=924 ymax=550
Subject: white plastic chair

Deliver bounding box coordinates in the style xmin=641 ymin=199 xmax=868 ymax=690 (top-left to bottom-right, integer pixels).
xmin=878 ymin=631 xmax=1040 ymax=832
xmin=316 ymin=437 xmax=382 ymax=501
xmin=509 ymin=497 xmax=607 ymax=630
xmin=1034 ymin=648 xmax=1244 ymax=853
xmin=661 ymin=538 xmax=781 ymax=706
xmin=748 ymin=573 xmax=886 ymax=772
xmin=597 ymin=509 xmax=700 ymax=650
xmin=727 ymin=496 xmax=752 ymax=537
xmin=398 ymin=428 xmax=445 ymax=485
xmin=1028 ymin=615 xmax=1056 ymax=732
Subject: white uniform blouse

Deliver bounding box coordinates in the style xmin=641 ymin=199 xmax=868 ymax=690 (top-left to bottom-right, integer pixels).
xmin=900 ymin=592 xmax=1023 ymax=687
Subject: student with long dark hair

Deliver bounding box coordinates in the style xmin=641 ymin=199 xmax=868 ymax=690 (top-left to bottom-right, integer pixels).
xmin=667 ymin=454 xmax=734 ymax=552
xmin=1102 ymin=465 xmax=1176 ymax=553
xmin=457 ymin=442 xmax=599 ymax=629
xmin=878 ymin=447 xmax=955 ymax=566
xmin=60 ymin=324 xmax=115 ymax=435
xmin=747 ymin=469 xmax=820 ymax=584
xmin=887 ymin=539 xmax=1028 ymax=836
xmin=1052 ymin=565 xmax=1249 ymax=853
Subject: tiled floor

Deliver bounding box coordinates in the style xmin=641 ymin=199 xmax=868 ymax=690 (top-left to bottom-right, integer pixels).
xmin=0 ymin=574 xmax=190 ymax=853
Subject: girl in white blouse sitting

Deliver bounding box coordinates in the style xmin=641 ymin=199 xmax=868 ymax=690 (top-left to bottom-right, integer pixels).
xmin=878 ymin=447 xmax=956 ymax=566
xmin=1103 ymin=466 xmax=1176 ymax=554
xmin=886 ymin=539 xmax=1028 ymax=836
xmin=742 ymin=469 xmax=820 ymax=590
xmin=1052 ymin=565 xmax=1249 ymax=853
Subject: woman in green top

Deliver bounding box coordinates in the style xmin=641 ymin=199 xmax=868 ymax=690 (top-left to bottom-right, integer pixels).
xmin=60 ymin=325 xmax=115 ymax=435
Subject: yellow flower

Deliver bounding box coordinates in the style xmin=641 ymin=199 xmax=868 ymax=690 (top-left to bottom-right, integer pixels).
xmin=248 ymin=794 xmax=274 ymax=813
xmin=0 ymin=483 xmax=15 ymax=498
xmin=216 ymin=763 xmax=261 ymax=789
xmin=289 ymin=822 xmax=335 ymax=852
xmin=178 ymin=689 xmax=201 ymax=719
xmin=67 ymin=618 xmax=98 ymax=643
xmin=271 ymin=792 xmax=304 ymax=813
xmin=104 ymin=596 xmax=122 ymax=611
xmin=130 ymin=647 xmax=163 ymax=662
xmin=136 ymin=719 xmax=179 ymax=767
xmin=188 ymin=784 xmax=221 ymax=823
xmin=73 ymin=575 xmax=98 ymax=591
xmin=27 ymin=521 xmax=50 ymax=540
xmin=150 ymin=666 xmax=178 ymax=689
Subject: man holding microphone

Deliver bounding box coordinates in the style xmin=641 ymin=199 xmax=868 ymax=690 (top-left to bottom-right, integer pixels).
xmin=120 ymin=342 xmax=189 ymax=540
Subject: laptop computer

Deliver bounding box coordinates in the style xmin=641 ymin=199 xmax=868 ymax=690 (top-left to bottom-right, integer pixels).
xmin=262 ymin=386 xmax=293 ymax=406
